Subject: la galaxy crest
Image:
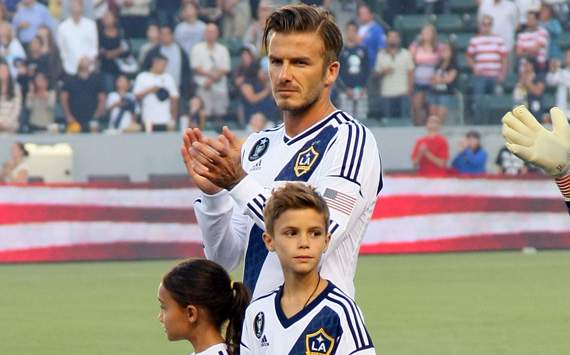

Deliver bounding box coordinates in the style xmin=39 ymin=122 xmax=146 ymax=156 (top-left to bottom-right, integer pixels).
xmin=305 ymin=328 xmax=335 ymax=355
xmin=249 ymin=137 xmax=269 ymax=161
xmin=294 ymin=145 xmax=320 ymax=177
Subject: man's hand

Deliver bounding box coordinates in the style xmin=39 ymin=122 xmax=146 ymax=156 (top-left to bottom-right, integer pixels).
xmin=181 ymin=128 xmax=223 ymax=195
xmin=502 ymin=105 xmax=570 ymax=176
xmin=188 ymin=126 xmax=245 ymax=190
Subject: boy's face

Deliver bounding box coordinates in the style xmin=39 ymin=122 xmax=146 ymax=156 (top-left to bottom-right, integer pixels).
xmin=263 ymin=208 xmax=330 ymax=276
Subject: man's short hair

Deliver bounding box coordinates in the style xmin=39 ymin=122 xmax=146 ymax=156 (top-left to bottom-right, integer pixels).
xmin=262 ymin=4 xmax=343 ymax=65
xmin=264 ymin=182 xmax=330 ymax=235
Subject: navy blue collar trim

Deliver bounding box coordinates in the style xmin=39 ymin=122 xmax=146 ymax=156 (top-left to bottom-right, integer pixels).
xmin=282 ymin=110 xmax=341 ymax=146
xmin=274 ymin=280 xmax=335 ymax=329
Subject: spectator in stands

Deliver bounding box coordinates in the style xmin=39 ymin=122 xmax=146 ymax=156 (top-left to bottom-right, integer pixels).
xmin=57 ymin=0 xmax=98 ymax=76
xmin=106 ymin=74 xmax=140 ymax=133
xmin=478 ymin=0 xmax=518 ymax=53
xmin=357 ymin=3 xmax=385 ymax=71
xmin=116 ymin=0 xmax=152 ymax=39
xmin=243 ymin=0 xmax=273 ymax=54
xmin=428 ymin=41 xmax=458 ymax=123
xmin=411 ymin=115 xmax=449 ymax=175
xmin=514 ymin=0 xmax=540 ymax=27
xmin=376 ymin=30 xmax=414 ymax=120
xmin=221 ymin=0 xmax=251 ymax=40
xmin=538 ymin=3 xmax=562 ymax=61
xmin=515 ymin=11 xmax=549 ymax=71
xmin=495 ymin=145 xmax=528 ymax=175
xmin=338 ymin=21 xmax=369 ymax=119
xmin=12 ymin=0 xmax=56 ymax=47
xmin=98 ymin=10 xmax=128 ymax=92
xmin=467 ymin=15 xmax=508 ymax=124
xmin=143 ymin=23 xmax=192 ymax=105
xmin=0 ymin=22 xmax=27 ymax=78
xmin=32 ymin=27 xmax=62 ymax=86
xmin=26 ymin=71 xmax=55 ymax=131
xmin=0 ymin=60 xmax=21 ymax=133
xmin=423 ymin=0 xmax=449 ymax=15
xmin=0 ymin=142 xmax=29 ymax=183
xmin=133 ymin=54 xmax=179 ymax=132
xmin=0 ymin=3 xmax=8 ymax=24
xmin=546 ymin=49 xmax=570 ymax=118
xmin=174 ymin=2 xmax=206 ymax=58
xmin=410 ymin=23 xmax=441 ymax=126
xmin=138 ymin=23 xmax=159 ymax=65
xmin=60 ymin=0 xmax=95 ymax=20
xmin=233 ymin=43 xmax=257 ymax=89
xmin=513 ymin=57 xmax=546 ymax=121
xmin=452 ymin=130 xmax=488 ymax=174
xmin=248 ymin=111 xmax=271 ymax=134
xmin=61 ymin=57 xmax=106 ymax=133
xmin=238 ymin=59 xmax=276 ymax=125
xmin=154 ymin=0 xmax=182 ymax=26
xmin=191 ymin=23 xmax=230 ymax=128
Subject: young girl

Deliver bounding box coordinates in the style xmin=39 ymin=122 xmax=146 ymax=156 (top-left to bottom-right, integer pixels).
xmin=241 ymin=183 xmax=376 ymax=354
xmin=158 ymin=259 xmax=251 ymax=355
xmin=428 ymin=41 xmax=458 ymax=123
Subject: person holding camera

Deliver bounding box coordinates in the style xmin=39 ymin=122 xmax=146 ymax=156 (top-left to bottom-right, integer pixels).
xmin=133 ymin=53 xmax=178 ymax=132
xmin=106 ymin=74 xmax=139 ymax=133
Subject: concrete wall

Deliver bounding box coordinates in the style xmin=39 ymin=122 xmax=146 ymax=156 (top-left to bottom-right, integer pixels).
xmin=0 ymin=125 xmax=506 ymax=182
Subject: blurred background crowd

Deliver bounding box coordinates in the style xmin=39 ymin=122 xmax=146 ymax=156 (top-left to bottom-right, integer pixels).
xmin=1 ymin=0 xmax=567 ymax=181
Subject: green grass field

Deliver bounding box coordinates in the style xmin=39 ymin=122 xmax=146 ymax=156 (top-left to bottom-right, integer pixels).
xmin=1 ymin=251 xmax=569 ymax=354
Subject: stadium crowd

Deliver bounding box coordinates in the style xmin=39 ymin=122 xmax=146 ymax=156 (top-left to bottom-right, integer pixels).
xmin=0 ymin=0 xmax=569 ymax=135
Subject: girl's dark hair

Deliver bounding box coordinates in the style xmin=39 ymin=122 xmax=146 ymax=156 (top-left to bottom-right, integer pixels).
xmin=441 ymin=41 xmax=457 ymax=70
xmin=262 ymin=4 xmax=343 ymax=65
xmin=162 ymin=259 xmax=251 ymax=355
xmin=0 ymin=60 xmax=15 ymax=100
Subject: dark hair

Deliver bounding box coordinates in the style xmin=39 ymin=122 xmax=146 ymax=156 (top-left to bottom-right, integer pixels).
xmin=264 ymin=182 xmax=330 ymax=235
xmin=262 ymin=4 xmax=343 ymax=64
xmin=0 ymin=60 xmax=15 ymax=100
xmin=440 ymin=41 xmax=457 ymax=70
xmin=15 ymin=142 xmax=28 ymax=157
xmin=346 ymin=20 xmax=358 ymax=29
xmin=162 ymin=259 xmax=251 ymax=355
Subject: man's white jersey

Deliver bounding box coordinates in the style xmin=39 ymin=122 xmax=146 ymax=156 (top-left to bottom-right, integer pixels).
xmin=193 ymin=110 xmax=382 ymax=298
xmin=240 ymin=281 xmax=376 ymax=355
xmin=191 ymin=343 xmax=228 ymax=355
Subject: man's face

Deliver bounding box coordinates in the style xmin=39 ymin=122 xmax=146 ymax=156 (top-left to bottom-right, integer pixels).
xmin=346 ymin=25 xmax=358 ymax=43
xmin=527 ymin=13 xmax=537 ymax=29
xmin=479 ymin=18 xmax=492 ymax=35
xmin=159 ymin=27 xmax=173 ymax=45
xmin=71 ymin=0 xmax=83 ymax=17
xmin=268 ymin=31 xmax=337 ymax=113
xmin=358 ymin=6 xmax=372 ymax=23
xmin=387 ymin=32 xmax=400 ymax=47
xmin=426 ymin=116 xmax=441 ymax=132
xmin=152 ymin=58 xmax=167 ymax=73
xmin=204 ymin=24 xmax=218 ymax=43
xmin=263 ymin=208 xmax=329 ymax=275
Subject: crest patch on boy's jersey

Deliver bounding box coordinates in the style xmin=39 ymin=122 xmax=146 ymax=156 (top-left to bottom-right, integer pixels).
xmin=294 ymin=145 xmax=320 ymax=177
xmin=249 ymin=137 xmax=270 ymax=161
xmin=305 ymin=328 xmax=335 ymax=355
xmin=254 ymin=312 xmax=265 ymax=339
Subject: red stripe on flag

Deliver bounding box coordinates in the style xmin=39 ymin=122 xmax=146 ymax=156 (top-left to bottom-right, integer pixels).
xmin=0 ymin=242 xmax=204 ymax=263
xmin=372 ymin=196 xmax=566 ymax=219
xmin=0 ymin=204 xmax=197 ymax=225
xmin=360 ymin=232 xmax=570 ymax=254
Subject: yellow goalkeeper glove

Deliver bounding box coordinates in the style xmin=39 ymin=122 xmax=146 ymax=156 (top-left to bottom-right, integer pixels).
xmin=502 ymin=106 xmax=570 ymax=177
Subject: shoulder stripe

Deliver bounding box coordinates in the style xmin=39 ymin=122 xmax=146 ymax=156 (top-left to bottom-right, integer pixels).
xmin=246 ymin=202 xmax=264 ymax=221
xmin=325 ymin=296 xmax=362 ymax=348
xmin=347 ymin=123 xmax=362 ymax=180
xmin=341 ymin=124 xmax=354 ymax=177
xmin=329 ymin=221 xmax=340 ymax=235
xmin=330 ymin=290 xmax=371 ymax=347
xmin=351 ymin=125 xmax=367 ymax=181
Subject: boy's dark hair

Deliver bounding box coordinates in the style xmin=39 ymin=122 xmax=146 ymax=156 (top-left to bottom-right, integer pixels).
xmin=264 ymin=182 xmax=330 ymax=235
xmin=262 ymin=4 xmax=343 ymax=65
xmin=162 ymin=259 xmax=251 ymax=355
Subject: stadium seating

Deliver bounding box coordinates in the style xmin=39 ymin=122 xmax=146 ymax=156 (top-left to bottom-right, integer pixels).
xmin=435 ymin=14 xmax=463 ymax=34
xmin=479 ymin=95 xmax=514 ymax=124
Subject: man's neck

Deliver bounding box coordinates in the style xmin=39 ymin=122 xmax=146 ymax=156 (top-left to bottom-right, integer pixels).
xmin=283 ymin=98 xmax=335 ymax=137
xmin=72 ymin=15 xmax=82 ymax=23
xmin=206 ymin=41 xmax=216 ymax=49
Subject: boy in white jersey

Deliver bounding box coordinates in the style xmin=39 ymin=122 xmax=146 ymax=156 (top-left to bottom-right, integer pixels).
xmin=241 ymin=183 xmax=376 ymax=354
xmin=181 ymin=4 xmax=382 ymax=299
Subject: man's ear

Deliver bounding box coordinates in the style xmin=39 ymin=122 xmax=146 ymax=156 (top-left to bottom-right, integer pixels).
xmin=325 ymin=61 xmax=340 ymax=87
xmin=186 ymin=305 xmax=198 ymax=324
xmin=323 ymin=233 xmax=331 ymax=254
xmin=263 ymin=232 xmax=275 ymax=252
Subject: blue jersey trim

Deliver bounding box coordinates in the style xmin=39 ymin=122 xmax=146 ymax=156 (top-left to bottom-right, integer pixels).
xmin=243 ymin=225 xmax=268 ymax=293
xmin=283 ymin=111 xmax=340 ymax=145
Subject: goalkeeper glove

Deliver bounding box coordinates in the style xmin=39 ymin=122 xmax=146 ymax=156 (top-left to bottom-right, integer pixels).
xmin=501 ymin=106 xmax=570 ymax=177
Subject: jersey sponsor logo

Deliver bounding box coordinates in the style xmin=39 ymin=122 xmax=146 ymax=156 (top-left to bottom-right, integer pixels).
xmin=250 ymin=159 xmax=263 ymax=172
xmin=305 ymin=328 xmax=335 ymax=355
xmin=254 ymin=312 xmax=265 ymax=339
xmin=249 ymin=137 xmax=270 ymax=161
xmin=294 ymin=145 xmax=320 ymax=177
xmin=260 ymin=334 xmax=269 ymax=347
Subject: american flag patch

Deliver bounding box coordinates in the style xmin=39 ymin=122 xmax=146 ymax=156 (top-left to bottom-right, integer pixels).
xmin=323 ymin=188 xmax=356 ymax=215
xmin=555 ymin=174 xmax=570 ymax=199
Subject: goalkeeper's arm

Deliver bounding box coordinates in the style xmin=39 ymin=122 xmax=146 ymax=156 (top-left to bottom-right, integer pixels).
xmin=501 ymin=106 xmax=570 ymax=214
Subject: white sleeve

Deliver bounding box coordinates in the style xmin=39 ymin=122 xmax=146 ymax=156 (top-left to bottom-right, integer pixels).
xmin=193 ymin=190 xmax=249 ymax=272
xmin=132 ymin=74 xmax=145 ymax=96
xmin=316 ymin=124 xmax=382 ymax=253
xmin=239 ymin=308 xmax=256 ymax=354
xmin=335 ymin=303 xmax=376 ymax=355
xmin=166 ymin=75 xmax=179 ymax=98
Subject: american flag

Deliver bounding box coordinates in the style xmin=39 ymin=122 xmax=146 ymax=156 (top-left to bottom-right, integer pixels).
xmin=323 ymin=188 xmax=356 ymax=215
xmin=0 ymin=176 xmax=569 ymax=263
